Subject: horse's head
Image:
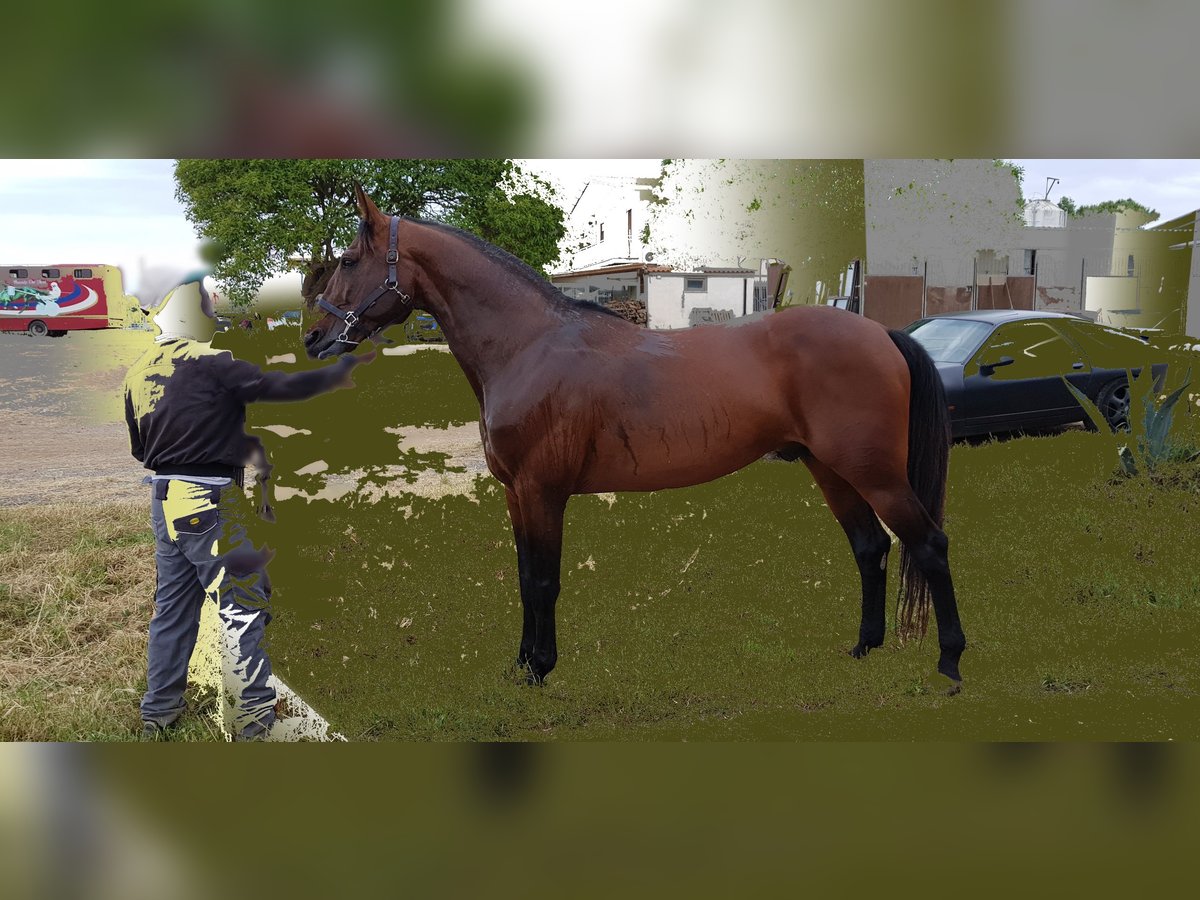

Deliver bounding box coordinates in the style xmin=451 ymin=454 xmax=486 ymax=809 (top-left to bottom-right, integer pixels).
xmin=304 ymin=184 xmax=418 ymax=359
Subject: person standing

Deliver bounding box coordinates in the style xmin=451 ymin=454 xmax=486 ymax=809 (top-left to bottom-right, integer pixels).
xmin=125 ymin=273 xmax=371 ymax=740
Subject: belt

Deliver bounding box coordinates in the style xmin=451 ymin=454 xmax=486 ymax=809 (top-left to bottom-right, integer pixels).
xmin=144 ymin=475 xmax=234 ymax=500
xmin=154 ymin=464 xmax=243 ymax=483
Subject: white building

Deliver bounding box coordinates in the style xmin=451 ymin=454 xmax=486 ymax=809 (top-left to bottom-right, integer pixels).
xmin=644 ymin=267 xmax=765 ymax=329
xmin=552 ymin=263 xmax=777 ymax=330
xmin=557 ymin=177 xmax=659 ymax=271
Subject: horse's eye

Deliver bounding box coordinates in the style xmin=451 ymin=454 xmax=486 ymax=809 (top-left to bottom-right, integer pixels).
xmin=341 ymin=257 xmax=357 ymax=268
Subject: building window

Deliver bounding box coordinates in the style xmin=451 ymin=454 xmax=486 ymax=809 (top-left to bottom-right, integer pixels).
xmin=42 ymin=268 xmax=60 ymax=278
xmin=1127 ymin=254 xmax=1135 ymax=277
xmin=684 ymin=277 xmax=706 ymax=292
xmin=599 ymin=223 xmax=605 ymax=242
xmin=73 ymin=268 xmax=93 ymax=278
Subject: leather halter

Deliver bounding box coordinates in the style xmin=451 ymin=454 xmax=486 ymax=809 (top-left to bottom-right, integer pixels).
xmin=315 ymin=214 xmax=410 ymax=347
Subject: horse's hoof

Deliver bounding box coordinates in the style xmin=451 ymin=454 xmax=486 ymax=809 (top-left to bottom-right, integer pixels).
xmin=511 ymin=658 xmax=542 ymax=685
xmin=937 ymin=658 xmax=962 ymax=683
xmin=850 ymin=638 xmax=882 ymax=659
xmin=944 ymin=682 xmax=962 ymax=697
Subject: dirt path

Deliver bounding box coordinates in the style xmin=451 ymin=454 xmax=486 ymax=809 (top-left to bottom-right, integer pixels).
xmin=0 ymin=334 xmax=147 ymax=507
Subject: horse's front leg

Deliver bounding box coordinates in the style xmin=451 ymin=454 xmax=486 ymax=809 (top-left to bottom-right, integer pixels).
xmin=504 ymin=488 xmax=535 ymax=670
xmin=511 ymin=486 xmax=567 ymax=685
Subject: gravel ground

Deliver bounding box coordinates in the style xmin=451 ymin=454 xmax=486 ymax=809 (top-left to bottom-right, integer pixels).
xmin=0 ymin=332 xmax=147 ymax=507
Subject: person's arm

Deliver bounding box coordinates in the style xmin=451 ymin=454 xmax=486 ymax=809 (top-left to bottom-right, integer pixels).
xmin=124 ymin=390 xmax=145 ymax=462
xmin=218 ymin=351 xmax=374 ymax=403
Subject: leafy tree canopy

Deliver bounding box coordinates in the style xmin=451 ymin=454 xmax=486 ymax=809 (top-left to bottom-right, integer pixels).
xmin=173 ymin=159 xmax=566 ymax=306
xmin=1057 ymin=195 xmax=1159 ymax=223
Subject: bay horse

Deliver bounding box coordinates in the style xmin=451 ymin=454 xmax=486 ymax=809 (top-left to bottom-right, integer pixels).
xmin=304 ymin=186 xmax=966 ymax=688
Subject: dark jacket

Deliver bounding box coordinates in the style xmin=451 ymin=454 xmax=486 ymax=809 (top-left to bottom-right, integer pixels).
xmin=124 ymin=338 xmax=353 ymax=481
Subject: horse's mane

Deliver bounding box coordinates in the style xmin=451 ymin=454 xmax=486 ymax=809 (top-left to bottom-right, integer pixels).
xmin=365 ymin=216 xmax=625 ymax=321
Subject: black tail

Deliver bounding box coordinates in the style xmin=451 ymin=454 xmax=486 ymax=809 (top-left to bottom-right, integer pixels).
xmin=887 ymin=329 xmax=951 ymax=641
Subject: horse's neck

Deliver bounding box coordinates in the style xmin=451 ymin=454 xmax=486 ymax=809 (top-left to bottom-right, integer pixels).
xmin=410 ymin=230 xmax=559 ymax=395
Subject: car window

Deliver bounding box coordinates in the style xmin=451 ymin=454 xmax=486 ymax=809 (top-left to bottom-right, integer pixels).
xmin=968 ymin=321 xmax=1080 ymax=379
xmin=906 ymin=319 xmax=993 ymax=364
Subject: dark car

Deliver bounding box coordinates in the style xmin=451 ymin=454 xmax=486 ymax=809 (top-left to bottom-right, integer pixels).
xmin=904 ymin=310 xmax=1168 ymax=439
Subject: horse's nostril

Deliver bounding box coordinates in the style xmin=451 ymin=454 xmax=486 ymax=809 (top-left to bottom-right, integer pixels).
xmin=304 ymin=329 xmax=320 ymax=346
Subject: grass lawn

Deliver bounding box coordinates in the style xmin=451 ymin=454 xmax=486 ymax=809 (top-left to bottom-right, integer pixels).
xmin=260 ymin=431 xmax=1200 ymax=741
xmin=6 ymin=329 xmax=1199 ymax=741
xmin=0 ymin=502 xmax=219 ymax=741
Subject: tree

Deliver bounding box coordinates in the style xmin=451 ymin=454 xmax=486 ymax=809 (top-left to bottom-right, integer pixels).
xmin=1072 ymin=197 xmax=1159 ymax=223
xmin=173 ymin=159 xmax=566 ymax=306
xmin=1056 ymin=194 xmax=1158 ymax=223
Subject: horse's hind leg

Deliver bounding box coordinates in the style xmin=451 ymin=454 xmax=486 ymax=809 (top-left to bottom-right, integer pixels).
xmin=804 ymin=458 xmax=892 ymax=658
xmin=857 ymin=484 xmax=965 ymax=684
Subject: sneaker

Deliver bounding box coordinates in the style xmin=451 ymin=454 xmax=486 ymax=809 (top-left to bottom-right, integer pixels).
xmin=140 ymin=720 xmax=166 ymax=741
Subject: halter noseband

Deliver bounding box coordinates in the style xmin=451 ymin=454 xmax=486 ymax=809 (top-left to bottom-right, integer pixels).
xmin=316 ymin=214 xmax=410 ymax=347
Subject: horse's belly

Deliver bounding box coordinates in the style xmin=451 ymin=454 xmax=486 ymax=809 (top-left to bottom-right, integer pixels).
xmin=580 ymin=428 xmax=777 ymax=493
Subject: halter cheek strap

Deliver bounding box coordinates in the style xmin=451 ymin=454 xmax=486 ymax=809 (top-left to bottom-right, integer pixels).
xmin=316 ymin=214 xmax=410 ymax=346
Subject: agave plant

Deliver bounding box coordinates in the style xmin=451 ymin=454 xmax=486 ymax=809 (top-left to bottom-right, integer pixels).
xmin=1065 ymin=367 xmax=1194 ymax=476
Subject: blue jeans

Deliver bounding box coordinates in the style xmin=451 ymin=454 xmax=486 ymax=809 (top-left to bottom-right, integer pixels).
xmin=141 ymin=479 xmax=276 ymax=738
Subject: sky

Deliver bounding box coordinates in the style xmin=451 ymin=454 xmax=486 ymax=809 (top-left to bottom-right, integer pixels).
xmin=3 ymin=159 xmax=1200 ymax=296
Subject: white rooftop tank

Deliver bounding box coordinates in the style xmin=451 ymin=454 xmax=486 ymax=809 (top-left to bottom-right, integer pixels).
xmin=1023 ymin=198 xmax=1067 ymax=228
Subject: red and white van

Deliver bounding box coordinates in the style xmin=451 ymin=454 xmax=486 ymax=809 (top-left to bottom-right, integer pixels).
xmin=0 ymin=264 xmax=137 ymax=336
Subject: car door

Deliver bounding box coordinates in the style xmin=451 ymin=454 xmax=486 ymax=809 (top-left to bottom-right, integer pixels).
xmin=961 ymin=320 xmax=1092 ymax=430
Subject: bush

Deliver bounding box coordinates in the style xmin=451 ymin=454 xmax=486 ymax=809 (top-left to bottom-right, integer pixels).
xmin=1066 ymin=367 xmax=1197 ymax=476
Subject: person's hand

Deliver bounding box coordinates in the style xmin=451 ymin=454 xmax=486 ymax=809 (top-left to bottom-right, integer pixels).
xmin=333 ymin=348 xmax=376 ymax=389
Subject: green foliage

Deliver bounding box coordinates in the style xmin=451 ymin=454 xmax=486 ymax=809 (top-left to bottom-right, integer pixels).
xmin=1065 ymin=367 xmax=1195 ymax=476
xmin=993 ymin=159 xmax=1025 ymax=205
xmin=173 ymin=160 xmax=566 ymax=306
xmin=1063 ymin=197 xmax=1159 ymax=223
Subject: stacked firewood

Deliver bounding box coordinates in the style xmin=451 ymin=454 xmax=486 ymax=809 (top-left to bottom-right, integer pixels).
xmin=604 ymin=299 xmax=648 ymax=325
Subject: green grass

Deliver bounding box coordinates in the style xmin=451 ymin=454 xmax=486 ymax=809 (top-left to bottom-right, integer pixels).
xmin=7 ymin=338 xmax=1200 ymax=741
xmin=0 ymin=502 xmax=216 ymax=741
xmin=257 ymin=427 xmax=1200 ymax=741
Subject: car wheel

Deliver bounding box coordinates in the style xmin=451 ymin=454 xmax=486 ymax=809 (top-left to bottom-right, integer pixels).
xmin=27 ymin=320 xmax=48 ymax=337
xmin=1096 ymin=377 xmax=1131 ymax=432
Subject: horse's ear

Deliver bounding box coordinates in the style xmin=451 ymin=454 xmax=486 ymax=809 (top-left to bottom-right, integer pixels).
xmin=353 ymin=183 xmax=384 ymax=224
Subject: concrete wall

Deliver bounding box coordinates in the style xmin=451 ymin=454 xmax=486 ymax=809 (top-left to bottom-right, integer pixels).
xmin=644 ymin=160 xmax=866 ymax=309
xmin=646 ymin=273 xmax=755 ymax=330
xmin=865 ymin=159 xmax=1025 ymax=286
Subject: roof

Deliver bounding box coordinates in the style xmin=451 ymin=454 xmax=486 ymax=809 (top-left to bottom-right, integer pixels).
xmin=921 ymin=309 xmax=1088 ymax=324
xmin=4 ymin=263 xmax=106 ymax=269
xmin=551 ymin=263 xmax=672 ymax=280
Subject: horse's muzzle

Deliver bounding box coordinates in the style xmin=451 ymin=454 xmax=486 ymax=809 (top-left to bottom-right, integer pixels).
xmin=305 ymin=327 xmax=347 ymax=360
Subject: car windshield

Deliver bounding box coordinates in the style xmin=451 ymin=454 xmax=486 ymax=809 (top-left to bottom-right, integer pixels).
xmin=906 ymin=318 xmax=993 ymax=364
